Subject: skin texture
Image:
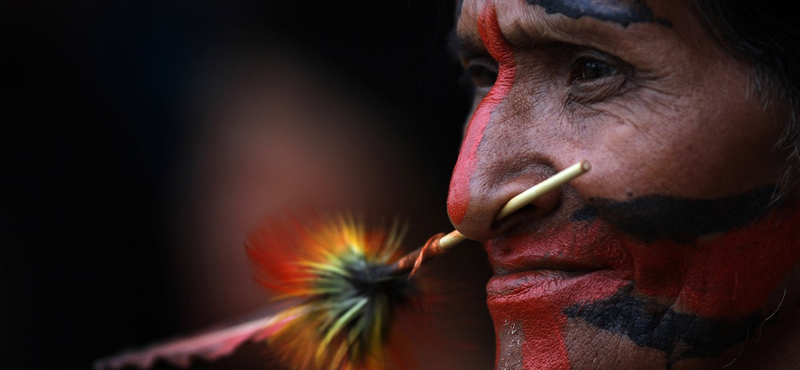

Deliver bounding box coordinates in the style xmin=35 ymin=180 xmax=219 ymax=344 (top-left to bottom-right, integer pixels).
xmin=525 ymin=0 xmax=672 ymax=27
xmin=449 ymin=0 xmax=800 ymax=369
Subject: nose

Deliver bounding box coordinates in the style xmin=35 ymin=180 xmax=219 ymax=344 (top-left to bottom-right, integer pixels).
xmin=448 ymin=0 xmax=568 ymax=241
xmin=447 ymin=134 xmax=564 ymax=240
xmin=447 ymin=76 xmax=568 ymax=240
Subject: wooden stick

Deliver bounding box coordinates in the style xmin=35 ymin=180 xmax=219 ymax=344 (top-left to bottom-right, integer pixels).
xmin=391 ymin=160 xmax=591 ymax=275
xmin=495 ymin=160 xmax=591 ymax=220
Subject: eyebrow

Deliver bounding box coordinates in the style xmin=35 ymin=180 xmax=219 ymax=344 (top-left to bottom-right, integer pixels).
xmin=526 ymin=0 xmax=672 ymax=27
xmin=449 ymin=0 xmax=672 ymax=64
xmin=447 ymin=26 xmax=486 ymax=63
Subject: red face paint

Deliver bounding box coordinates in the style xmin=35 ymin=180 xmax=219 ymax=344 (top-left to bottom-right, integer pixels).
xmin=485 ymin=203 xmax=800 ymax=367
xmin=487 ymin=218 xmax=628 ymax=370
xmin=447 ymin=1 xmax=516 ymax=225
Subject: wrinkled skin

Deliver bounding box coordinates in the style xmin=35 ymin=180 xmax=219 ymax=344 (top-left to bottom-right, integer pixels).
xmin=448 ymin=0 xmax=800 ymax=369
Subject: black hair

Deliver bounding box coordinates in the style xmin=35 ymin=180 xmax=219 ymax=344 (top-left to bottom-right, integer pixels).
xmin=691 ymin=0 xmax=800 ymax=192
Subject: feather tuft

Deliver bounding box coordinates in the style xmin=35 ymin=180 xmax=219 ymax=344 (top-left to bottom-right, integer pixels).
xmin=246 ymin=214 xmax=423 ymax=370
xmin=96 ymin=214 xmax=431 ymax=370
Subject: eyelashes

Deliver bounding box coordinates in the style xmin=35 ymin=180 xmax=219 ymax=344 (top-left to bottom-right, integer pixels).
xmin=459 ymin=48 xmax=632 ymax=104
xmin=466 ymin=60 xmax=499 ymax=88
xmin=567 ymin=51 xmax=632 ymax=104
xmin=460 ymin=58 xmax=499 ymax=97
xmin=571 ymin=57 xmax=619 ymax=82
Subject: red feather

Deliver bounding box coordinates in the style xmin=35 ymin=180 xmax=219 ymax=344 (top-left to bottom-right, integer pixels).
xmin=94 ymin=305 xmax=301 ymax=369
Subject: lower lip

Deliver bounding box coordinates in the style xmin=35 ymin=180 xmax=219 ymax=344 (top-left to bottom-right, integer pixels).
xmin=485 ymin=270 xmax=629 ymax=370
xmin=487 ymin=269 xmax=628 ymax=306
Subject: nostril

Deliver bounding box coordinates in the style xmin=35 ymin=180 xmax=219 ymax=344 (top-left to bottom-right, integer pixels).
xmin=492 ymin=187 xmax=562 ymax=235
xmin=491 ymin=203 xmax=536 ymax=231
xmin=515 ymin=203 xmax=536 ymax=214
xmin=450 ymin=161 xmax=590 ymax=241
xmin=452 ymin=178 xmax=563 ymax=241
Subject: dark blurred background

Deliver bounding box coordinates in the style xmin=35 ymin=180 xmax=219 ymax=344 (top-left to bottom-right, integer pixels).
xmin=1 ymin=1 xmax=494 ymax=369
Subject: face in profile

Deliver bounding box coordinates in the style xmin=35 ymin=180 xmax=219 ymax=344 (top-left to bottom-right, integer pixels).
xmin=448 ymin=0 xmax=800 ymax=369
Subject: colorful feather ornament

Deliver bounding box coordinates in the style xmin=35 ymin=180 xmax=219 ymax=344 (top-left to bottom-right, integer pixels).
xmin=246 ymin=215 xmax=425 ymax=370
xmin=93 ymin=304 xmax=302 ymax=369
xmin=95 ymin=215 xmax=431 ymax=370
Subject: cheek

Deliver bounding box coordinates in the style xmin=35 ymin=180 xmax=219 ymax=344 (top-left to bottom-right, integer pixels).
xmin=632 ymin=204 xmax=800 ymax=317
xmin=487 ymin=201 xmax=800 ymax=367
xmin=575 ymin=192 xmax=800 ymax=316
xmin=576 ymin=74 xmax=785 ymax=202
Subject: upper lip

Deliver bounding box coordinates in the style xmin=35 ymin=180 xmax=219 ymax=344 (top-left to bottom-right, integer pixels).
xmin=493 ymin=259 xmax=605 ymax=275
xmin=485 ymin=233 xmax=613 ymax=276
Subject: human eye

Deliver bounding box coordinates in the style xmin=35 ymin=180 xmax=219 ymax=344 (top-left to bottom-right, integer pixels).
xmin=567 ymin=51 xmax=631 ymax=104
xmin=573 ymin=58 xmax=618 ymax=81
xmin=461 ymin=58 xmax=498 ymax=98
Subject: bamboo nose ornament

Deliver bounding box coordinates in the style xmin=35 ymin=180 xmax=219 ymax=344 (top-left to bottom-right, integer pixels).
xmin=392 ymin=160 xmax=592 ymax=276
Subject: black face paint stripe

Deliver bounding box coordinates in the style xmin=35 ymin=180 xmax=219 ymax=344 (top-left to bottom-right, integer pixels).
xmin=525 ymin=0 xmax=672 ymax=27
xmin=564 ymin=284 xmax=760 ymax=367
xmin=570 ymin=186 xmax=777 ymax=243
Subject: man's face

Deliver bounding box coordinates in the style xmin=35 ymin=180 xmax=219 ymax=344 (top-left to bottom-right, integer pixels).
xmin=449 ymin=0 xmax=800 ymax=369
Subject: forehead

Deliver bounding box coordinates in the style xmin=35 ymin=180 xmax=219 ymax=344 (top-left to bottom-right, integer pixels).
xmin=525 ymin=0 xmax=670 ymax=27
xmin=455 ymin=0 xmax=702 ymax=56
xmin=457 ymin=0 xmax=682 ymax=24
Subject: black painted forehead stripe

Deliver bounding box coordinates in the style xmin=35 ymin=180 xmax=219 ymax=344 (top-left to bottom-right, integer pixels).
xmin=525 ymin=0 xmax=672 ymax=27
xmin=452 ymin=0 xmax=671 ymax=61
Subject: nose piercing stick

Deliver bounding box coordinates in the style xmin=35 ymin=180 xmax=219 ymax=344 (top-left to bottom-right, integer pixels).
xmin=391 ymin=160 xmax=592 ymax=276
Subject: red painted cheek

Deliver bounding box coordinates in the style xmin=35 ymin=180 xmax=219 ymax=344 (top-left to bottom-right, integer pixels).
xmin=490 ymin=204 xmax=800 ymax=317
xmin=447 ymin=1 xmax=517 ymax=225
xmin=633 ymin=206 xmax=800 ymax=317
xmin=486 ymin=204 xmax=800 ymax=368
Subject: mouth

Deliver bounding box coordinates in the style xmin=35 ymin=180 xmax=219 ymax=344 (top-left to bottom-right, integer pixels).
xmin=492 ymin=257 xmax=605 ymax=276
xmin=487 ymin=269 xmax=614 ymax=297
xmin=484 ymin=227 xmax=631 ymax=301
